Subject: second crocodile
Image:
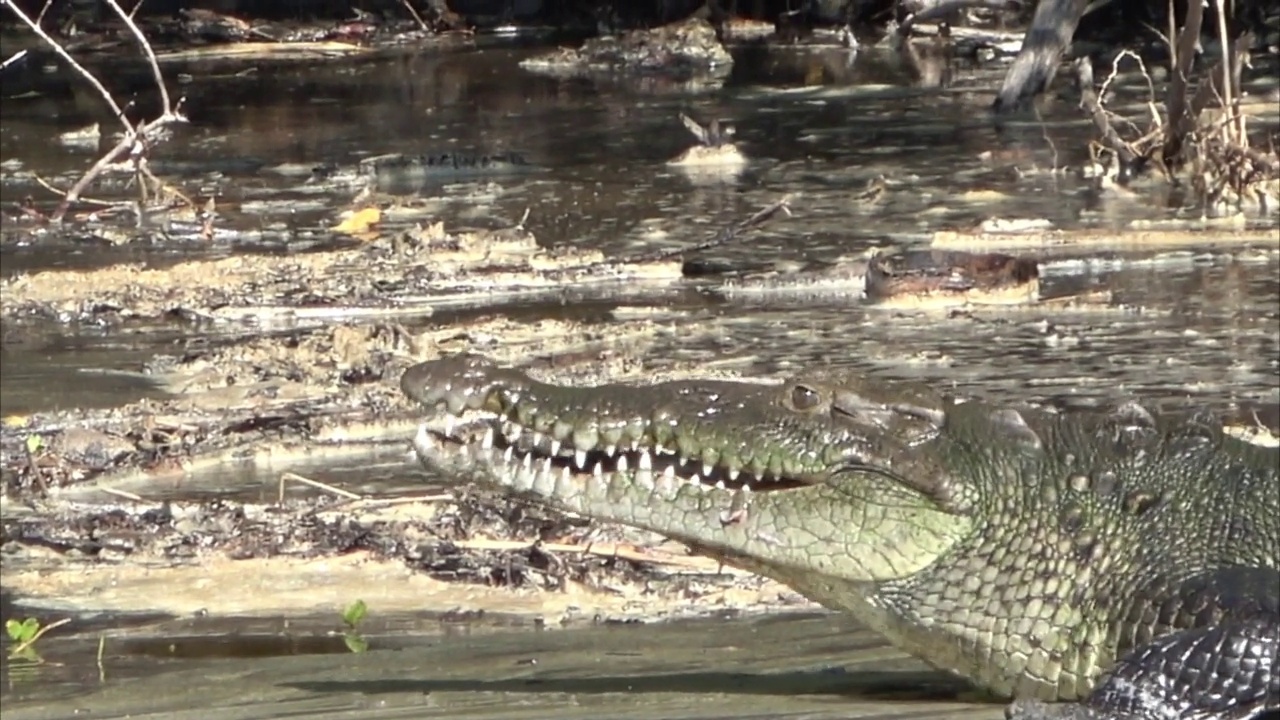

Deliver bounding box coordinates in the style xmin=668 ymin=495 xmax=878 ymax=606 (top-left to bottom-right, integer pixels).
xmin=402 ymin=356 xmax=1279 ymax=720
xmin=520 ymin=16 xmax=732 ymax=77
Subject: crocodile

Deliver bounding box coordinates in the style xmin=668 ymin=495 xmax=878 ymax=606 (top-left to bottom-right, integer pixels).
xmin=402 ymin=356 xmax=1279 ymax=719
xmin=306 ymin=151 xmax=539 ymax=190
xmin=519 ymin=16 xmax=732 ymax=78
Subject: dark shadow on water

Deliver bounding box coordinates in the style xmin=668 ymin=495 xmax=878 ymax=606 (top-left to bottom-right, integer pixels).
xmin=285 ymin=668 xmax=973 ymax=701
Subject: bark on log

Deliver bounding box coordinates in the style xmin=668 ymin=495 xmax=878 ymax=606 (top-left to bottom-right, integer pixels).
xmin=992 ymin=0 xmax=1089 ymax=114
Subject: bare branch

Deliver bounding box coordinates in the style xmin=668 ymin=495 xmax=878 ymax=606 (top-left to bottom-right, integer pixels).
xmin=103 ymin=0 xmax=172 ymax=113
xmin=1074 ymin=57 xmax=1138 ymax=164
xmin=1 ymin=0 xmax=134 ymax=134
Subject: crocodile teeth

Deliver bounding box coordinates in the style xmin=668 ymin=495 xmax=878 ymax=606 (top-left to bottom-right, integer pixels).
xmin=702 ymin=463 xmax=713 ymax=477
xmin=503 ymin=446 xmax=514 ymax=464
xmin=662 ymin=465 xmax=676 ymax=480
xmin=541 ymin=457 xmax=553 ymax=474
xmin=443 ymin=415 xmax=456 ymax=436
xmin=521 ymin=452 xmax=532 ymax=469
xmin=549 ymin=438 xmax=561 ymax=455
xmin=604 ymin=444 xmax=617 ymax=457
xmin=727 ymin=467 xmax=741 ymax=481
xmin=505 ymin=423 xmax=522 ymax=444
xmin=531 ymin=431 xmax=544 ymax=449
xmin=616 ymin=455 xmax=629 ymax=473
xmin=575 ymin=449 xmax=588 ymax=468
xmin=638 ymin=451 xmax=652 ymax=471
xmin=481 ymin=427 xmax=495 ymax=450
xmin=592 ymin=462 xmax=603 ymax=477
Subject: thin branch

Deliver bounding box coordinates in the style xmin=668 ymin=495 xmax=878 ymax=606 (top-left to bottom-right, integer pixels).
xmin=1 ymin=0 xmax=134 ymax=134
xmin=104 ymin=0 xmax=171 ymax=113
xmin=630 ymin=196 xmax=794 ymax=266
xmin=1 ymin=49 xmax=29 ymax=71
xmin=33 ymin=0 xmax=55 ymax=26
xmin=400 ymin=0 xmax=430 ymax=31
xmin=1074 ymin=58 xmax=1137 ymax=164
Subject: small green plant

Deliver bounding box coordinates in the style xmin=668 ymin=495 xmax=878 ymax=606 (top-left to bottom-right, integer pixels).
xmin=7 ymin=617 xmax=49 ymax=663
xmin=7 ymin=617 xmax=40 ymax=644
xmin=340 ymin=599 xmax=368 ymax=654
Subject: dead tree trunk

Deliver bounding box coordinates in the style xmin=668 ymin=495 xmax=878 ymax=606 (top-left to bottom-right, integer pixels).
xmin=992 ymin=0 xmax=1089 ymax=114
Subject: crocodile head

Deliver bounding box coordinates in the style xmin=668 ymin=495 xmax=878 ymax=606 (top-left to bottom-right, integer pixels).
xmin=404 ymin=355 xmax=1280 ymax=703
xmin=401 ymin=354 xmax=971 ymax=595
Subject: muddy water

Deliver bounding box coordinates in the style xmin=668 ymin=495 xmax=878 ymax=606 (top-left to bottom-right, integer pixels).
xmin=3 ymin=611 xmax=1000 ymax=720
xmin=2 ymin=33 xmax=1278 ymax=720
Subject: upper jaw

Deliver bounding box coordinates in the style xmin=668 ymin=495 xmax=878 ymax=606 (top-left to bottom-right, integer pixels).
xmin=410 ymin=403 xmax=826 ymax=497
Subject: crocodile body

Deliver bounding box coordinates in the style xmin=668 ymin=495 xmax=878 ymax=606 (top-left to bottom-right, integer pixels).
xmin=307 ymin=151 xmax=538 ymax=190
xmin=519 ymin=17 xmax=731 ymax=77
xmin=401 ymin=356 xmax=1279 ymax=719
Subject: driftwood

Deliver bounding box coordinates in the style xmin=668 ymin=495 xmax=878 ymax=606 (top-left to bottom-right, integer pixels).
xmin=992 ymin=0 xmax=1089 ymax=113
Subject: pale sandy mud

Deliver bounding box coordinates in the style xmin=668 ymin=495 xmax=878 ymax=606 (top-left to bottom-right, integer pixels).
xmin=0 ymin=221 xmax=685 ymax=328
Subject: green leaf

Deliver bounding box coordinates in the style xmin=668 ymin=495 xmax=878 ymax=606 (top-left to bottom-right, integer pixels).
xmin=24 ymin=435 xmax=42 ymax=454
xmin=342 ymin=633 xmax=368 ymax=654
xmin=341 ymin=599 xmax=367 ymax=628
xmin=6 ymin=617 xmax=40 ymax=643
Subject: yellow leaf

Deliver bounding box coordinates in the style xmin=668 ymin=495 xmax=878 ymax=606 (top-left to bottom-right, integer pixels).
xmin=334 ymin=207 xmax=382 ymax=235
xmin=3 ymin=415 xmax=28 ymax=428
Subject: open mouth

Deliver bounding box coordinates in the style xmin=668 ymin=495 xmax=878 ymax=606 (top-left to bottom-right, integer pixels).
xmin=411 ymin=408 xmax=813 ymax=498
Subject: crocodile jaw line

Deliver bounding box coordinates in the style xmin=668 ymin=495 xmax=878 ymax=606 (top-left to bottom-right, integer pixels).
xmin=410 ymin=408 xmax=961 ymax=589
xmin=412 ymin=408 xmax=811 ymax=505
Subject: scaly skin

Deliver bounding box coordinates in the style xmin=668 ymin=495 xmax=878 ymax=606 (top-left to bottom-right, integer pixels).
xmin=401 ymin=354 xmax=1280 ymax=719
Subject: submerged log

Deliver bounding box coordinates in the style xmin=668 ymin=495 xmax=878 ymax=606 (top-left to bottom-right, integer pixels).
xmin=992 ymin=0 xmax=1089 ymax=113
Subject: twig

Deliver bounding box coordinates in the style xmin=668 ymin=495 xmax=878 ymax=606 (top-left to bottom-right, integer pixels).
xmin=331 ymin=493 xmax=455 ymax=510
xmin=105 ymin=0 xmax=172 ymax=113
xmin=1 ymin=49 xmax=29 ymax=71
xmin=29 ymin=175 xmax=120 ymax=207
xmin=627 ymin=196 xmax=794 ymax=266
xmin=1074 ymin=58 xmax=1137 ymax=164
xmin=277 ymin=471 xmax=363 ymax=503
xmin=450 ymin=537 xmax=747 ymax=572
xmin=97 ymin=486 xmax=145 ymax=502
xmin=1034 ymin=105 xmax=1061 ymax=180
xmin=2 ymin=0 xmax=133 ymax=132
xmin=33 ymin=0 xmax=55 ymax=27
xmin=3 ymin=0 xmax=187 ymax=223
xmin=400 ymin=0 xmax=430 ymax=31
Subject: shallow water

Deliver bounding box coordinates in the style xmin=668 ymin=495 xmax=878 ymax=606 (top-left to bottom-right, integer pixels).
xmin=1 ymin=29 xmax=1278 ymax=720
xmin=1 ymin=611 xmax=1002 ymax=720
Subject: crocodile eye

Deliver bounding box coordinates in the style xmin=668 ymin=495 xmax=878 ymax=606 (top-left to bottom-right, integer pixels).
xmin=790 ymin=384 xmax=822 ymax=411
